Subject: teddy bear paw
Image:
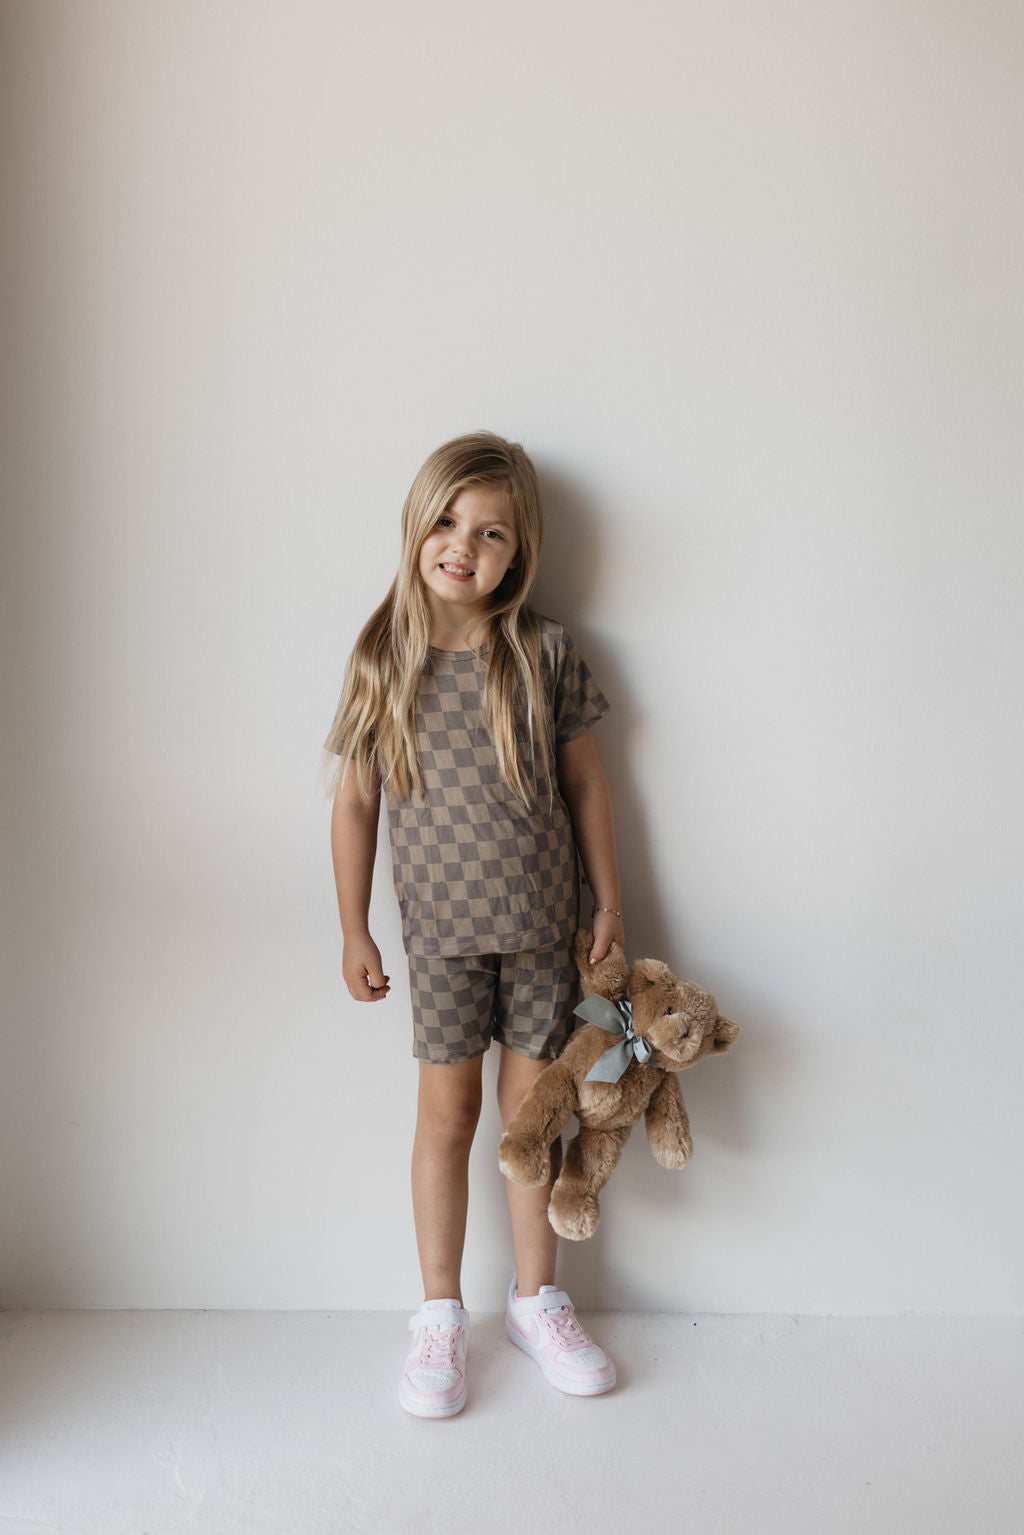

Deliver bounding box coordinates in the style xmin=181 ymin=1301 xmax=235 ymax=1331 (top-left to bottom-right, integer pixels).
xmin=548 ymin=1185 xmax=599 ymax=1241
xmin=498 ymin=1133 xmax=552 ymax=1188
xmin=650 ymin=1133 xmax=693 ymax=1169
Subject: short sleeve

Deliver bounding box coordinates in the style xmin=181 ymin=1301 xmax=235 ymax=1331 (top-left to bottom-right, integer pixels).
xmin=553 ymin=627 xmax=611 ymax=744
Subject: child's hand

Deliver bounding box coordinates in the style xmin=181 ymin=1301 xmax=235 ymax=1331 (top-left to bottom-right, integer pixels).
xmin=343 ymin=934 xmax=391 ymax=1002
xmin=589 ymin=909 xmax=625 ymax=962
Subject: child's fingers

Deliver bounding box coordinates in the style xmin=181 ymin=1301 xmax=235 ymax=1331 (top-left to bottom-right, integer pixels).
xmin=589 ymin=915 xmax=626 ymax=963
xmin=345 ymin=969 xmax=390 ymax=1001
xmin=366 ymin=968 xmax=391 ymax=1000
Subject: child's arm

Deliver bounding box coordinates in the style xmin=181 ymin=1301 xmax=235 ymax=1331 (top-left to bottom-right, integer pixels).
xmin=331 ymin=760 xmax=390 ymax=1002
xmin=556 ymin=729 xmax=624 ymax=962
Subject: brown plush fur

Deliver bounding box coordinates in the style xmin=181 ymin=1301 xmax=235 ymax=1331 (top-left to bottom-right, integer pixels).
xmin=498 ymin=928 xmax=739 ymax=1240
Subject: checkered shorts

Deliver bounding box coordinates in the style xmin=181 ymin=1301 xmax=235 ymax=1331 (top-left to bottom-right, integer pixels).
xmin=407 ymin=935 xmax=581 ymax=1064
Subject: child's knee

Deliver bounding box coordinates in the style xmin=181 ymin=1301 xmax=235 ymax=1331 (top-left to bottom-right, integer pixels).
xmin=416 ymin=1092 xmax=482 ymax=1147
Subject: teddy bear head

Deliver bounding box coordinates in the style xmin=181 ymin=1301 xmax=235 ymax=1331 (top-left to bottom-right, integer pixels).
xmin=627 ymin=957 xmax=739 ymax=1069
xmin=575 ymin=931 xmax=739 ymax=1071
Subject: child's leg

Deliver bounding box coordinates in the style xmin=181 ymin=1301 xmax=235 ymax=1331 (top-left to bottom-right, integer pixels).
xmin=407 ymin=951 xmax=500 ymax=1304
xmin=493 ymin=942 xmax=616 ymax=1395
xmin=496 ymin=1048 xmax=563 ymax=1296
xmin=493 ymin=936 xmax=580 ymax=1295
xmin=411 ymin=1057 xmax=485 ymax=1304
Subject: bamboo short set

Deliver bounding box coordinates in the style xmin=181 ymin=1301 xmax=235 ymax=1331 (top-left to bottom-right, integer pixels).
xmin=386 ymin=614 xmax=610 ymax=1064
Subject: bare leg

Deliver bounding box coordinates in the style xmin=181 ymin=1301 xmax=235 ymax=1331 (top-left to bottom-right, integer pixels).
xmin=497 ymin=1047 xmax=564 ymax=1297
xmin=411 ymin=1056 xmax=484 ymax=1304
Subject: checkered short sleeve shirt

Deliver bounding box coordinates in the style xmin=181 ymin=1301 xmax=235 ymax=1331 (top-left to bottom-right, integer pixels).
xmin=385 ymin=614 xmax=610 ymax=957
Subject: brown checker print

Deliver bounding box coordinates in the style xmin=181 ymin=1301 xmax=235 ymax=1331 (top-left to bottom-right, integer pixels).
xmin=408 ymin=934 xmax=583 ymax=1063
xmin=382 ymin=615 xmax=610 ymax=958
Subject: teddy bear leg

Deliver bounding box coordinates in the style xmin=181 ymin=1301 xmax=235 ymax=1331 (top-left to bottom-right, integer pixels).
xmin=548 ymin=1125 xmax=632 ymax=1241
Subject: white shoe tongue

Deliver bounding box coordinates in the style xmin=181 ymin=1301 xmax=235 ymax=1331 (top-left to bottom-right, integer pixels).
xmin=423 ymin=1298 xmax=460 ymax=1326
xmin=539 ymin=1284 xmax=566 ymax=1313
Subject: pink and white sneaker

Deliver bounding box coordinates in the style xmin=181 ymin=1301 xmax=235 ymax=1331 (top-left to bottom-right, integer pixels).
xmin=399 ymin=1298 xmax=469 ymax=1418
xmin=505 ymin=1278 xmax=616 ymax=1396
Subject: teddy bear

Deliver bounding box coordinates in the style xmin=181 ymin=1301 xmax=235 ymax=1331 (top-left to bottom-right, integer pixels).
xmin=498 ymin=927 xmax=739 ymax=1240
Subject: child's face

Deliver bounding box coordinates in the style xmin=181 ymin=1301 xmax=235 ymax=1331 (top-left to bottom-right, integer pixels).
xmin=418 ymin=484 xmax=520 ymax=627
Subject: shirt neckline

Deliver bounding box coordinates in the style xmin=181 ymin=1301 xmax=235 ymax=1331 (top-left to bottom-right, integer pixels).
xmin=427 ymin=640 xmax=491 ymax=657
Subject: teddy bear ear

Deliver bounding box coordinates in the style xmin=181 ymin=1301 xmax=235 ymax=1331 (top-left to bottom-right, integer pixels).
xmin=574 ymin=928 xmax=595 ymax=966
xmin=712 ymin=1016 xmax=740 ymax=1052
xmin=629 ymin=958 xmax=675 ymax=991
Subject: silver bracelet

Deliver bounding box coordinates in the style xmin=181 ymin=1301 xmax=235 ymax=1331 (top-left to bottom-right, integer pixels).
xmin=594 ymin=905 xmax=623 ymax=919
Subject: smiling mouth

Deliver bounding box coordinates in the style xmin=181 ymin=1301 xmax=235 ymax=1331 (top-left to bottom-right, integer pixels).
xmin=439 ymin=563 xmax=475 ymax=578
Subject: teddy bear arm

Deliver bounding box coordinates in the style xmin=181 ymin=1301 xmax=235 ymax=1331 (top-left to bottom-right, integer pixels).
xmin=644 ymin=1072 xmax=693 ymax=1169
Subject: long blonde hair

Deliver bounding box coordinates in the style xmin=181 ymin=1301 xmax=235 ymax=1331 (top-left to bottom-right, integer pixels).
xmin=320 ymin=431 xmax=556 ymax=810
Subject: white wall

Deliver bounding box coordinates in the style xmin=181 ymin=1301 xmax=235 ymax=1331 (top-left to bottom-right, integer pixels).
xmin=2 ymin=0 xmax=1021 ymax=1312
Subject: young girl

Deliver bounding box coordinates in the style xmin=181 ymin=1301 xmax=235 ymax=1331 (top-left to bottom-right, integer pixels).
xmin=323 ymin=431 xmax=625 ymax=1418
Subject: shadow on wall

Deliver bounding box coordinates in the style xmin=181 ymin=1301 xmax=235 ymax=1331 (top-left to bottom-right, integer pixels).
xmin=529 ymin=458 xmax=783 ymax=1309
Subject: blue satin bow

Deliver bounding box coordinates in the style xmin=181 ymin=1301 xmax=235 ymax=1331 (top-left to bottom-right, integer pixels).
xmin=573 ymin=994 xmax=661 ymax=1083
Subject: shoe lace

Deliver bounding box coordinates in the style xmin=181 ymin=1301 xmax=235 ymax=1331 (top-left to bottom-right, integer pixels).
xmin=418 ymin=1323 xmax=460 ymax=1368
xmin=543 ymin=1306 xmax=590 ymax=1350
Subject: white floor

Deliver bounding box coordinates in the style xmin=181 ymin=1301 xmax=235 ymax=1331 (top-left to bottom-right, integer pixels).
xmin=0 ymin=1310 xmax=1020 ymax=1535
